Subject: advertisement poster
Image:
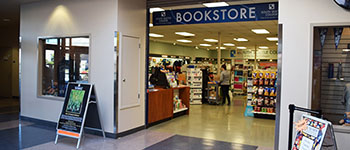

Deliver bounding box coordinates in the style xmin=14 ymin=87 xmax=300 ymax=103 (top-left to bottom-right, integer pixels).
xmin=57 ymin=83 xmax=91 ymax=134
xmin=292 ymin=115 xmax=329 ymax=150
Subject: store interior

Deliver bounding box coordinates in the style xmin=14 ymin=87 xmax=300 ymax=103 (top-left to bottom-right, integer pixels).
xmin=146 ymin=8 xmax=278 ymax=147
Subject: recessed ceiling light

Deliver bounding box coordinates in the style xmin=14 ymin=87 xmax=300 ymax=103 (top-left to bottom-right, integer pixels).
xmin=216 ymin=47 xmax=226 ymax=49
xmin=259 ymin=46 xmax=269 ymax=49
xmin=223 ymin=43 xmax=235 ymax=46
xmin=276 ymin=43 xmax=278 ymax=45
xmin=267 ymin=37 xmax=278 ymax=41
xmin=200 ymin=44 xmax=212 ymax=47
xmin=177 ymin=39 xmax=192 ymax=43
xmin=234 ymin=38 xmax=248 ymax=42
xmin=237 ymin=46 xmax=247 ymax=49
xmin=203 ymin=2 xmax=229 ymax=7
xmin=251 ymin=29 xmax=270 ymax=34
xmin=195 ymin=46 xmax=199 ymax=49
xmin=149 ymin=33 xmax=164 ymax=37
xmin=150 ymin=7 xmax=164 ymax=13
xmin=204 ymin=39 xmax=218 ymax=42
xmin=149 ymin=23 xmax=153 ymax=27
xmin=175 ymin=32 xmax=195 ymax=36
xmin=343 ymin=49 xmax=350 ymax=52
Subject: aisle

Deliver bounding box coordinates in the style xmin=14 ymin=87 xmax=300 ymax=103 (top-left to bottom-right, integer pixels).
xmin=148 ymin=96 xmax=275 ymax=148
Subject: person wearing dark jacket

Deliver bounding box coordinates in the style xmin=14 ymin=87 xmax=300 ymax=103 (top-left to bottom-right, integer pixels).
xmin=150 ymin=66 xmax=169 ymax=88
xmin=220 ymin=64 xmax=231 ymax=105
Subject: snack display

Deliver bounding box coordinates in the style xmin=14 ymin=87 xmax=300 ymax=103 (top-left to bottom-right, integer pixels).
xmin=250 ymin=69 xmax=278 ymax=115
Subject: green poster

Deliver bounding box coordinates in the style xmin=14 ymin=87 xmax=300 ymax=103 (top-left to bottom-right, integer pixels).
xmin=66 ymin=89 xmax=85 ymax=114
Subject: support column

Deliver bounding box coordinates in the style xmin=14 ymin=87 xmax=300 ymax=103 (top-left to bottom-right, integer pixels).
xmin=254 ymin=45 xmax=257 ymax=69
xmin=217 ymin=32 xmax=222 ymax=75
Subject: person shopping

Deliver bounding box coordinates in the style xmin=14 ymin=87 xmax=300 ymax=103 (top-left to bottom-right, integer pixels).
xmin=220 ymin=64 xmax=231 ymax=105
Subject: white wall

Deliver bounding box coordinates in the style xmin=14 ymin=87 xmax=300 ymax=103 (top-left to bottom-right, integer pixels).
xmin=117 ymin=0 xmax=146 ymax=133
xmin=20 ymin=0 xmax=117 ymax=133
xmin=278 ymin=0 xmax=350 ymax=149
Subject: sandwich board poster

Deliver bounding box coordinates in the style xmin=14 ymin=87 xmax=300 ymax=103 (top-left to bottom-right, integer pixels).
xmin=57 ymin=83 xmax=91 ymax=137
xmin=292 ymin=115 xmax=329 ymax=150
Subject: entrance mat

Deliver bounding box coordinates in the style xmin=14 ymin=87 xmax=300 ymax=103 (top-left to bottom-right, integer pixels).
xmin=144 ymin=135 xmax=258 ymax=150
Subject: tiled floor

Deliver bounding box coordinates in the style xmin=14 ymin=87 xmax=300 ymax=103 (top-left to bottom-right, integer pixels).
xmin=0 ymin=96 xmax=275 ymax=150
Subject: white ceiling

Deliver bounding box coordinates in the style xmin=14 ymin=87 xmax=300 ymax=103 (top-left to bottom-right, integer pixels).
xmin=150 ymin=20 xmax=278 ymax=51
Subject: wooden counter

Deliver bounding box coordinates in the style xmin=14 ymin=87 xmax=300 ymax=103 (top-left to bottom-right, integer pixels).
xmin=148 ymin=86 xmax=190 ymax=124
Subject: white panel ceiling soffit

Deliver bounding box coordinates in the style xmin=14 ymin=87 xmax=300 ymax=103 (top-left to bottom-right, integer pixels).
xmin=147 ymin=0 xmax=249 ymax=8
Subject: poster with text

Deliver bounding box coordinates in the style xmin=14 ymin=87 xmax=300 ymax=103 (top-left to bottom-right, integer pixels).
xmin=292 ymin=115 xmax=329 ymax=150
xmin=57 ymin=83 xmax=91 ymax=134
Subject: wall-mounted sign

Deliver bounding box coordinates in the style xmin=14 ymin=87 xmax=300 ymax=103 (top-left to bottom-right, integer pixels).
xmin=230 ymin=50 xmax=237 ymax=57
xmin=153 ymin=2 xmax=278 ymax=26
xmin=234 ymin=49 xmax=277 ymax=59
xmin=334 ymin=0 xmax=350 ymax=9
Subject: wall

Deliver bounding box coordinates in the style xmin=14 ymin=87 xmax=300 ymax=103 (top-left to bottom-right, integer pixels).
xmin=117 ymin=0 xmax=146 ymax=133
xmin=278 ymin=0 xmax=350 ymax=149
xmin=150 ymin=40 xmax=212 ymax=58
xmin=20 ymin=0 xmax=116 ymax=133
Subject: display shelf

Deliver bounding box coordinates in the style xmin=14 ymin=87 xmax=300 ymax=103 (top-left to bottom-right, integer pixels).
xmin=173 ymin=108 xmax=188 ymax=114
xmin=252 ymin=111 xmax=276 ymax=115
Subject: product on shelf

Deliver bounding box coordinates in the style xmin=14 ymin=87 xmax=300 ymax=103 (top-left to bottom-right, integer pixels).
xmin=249 ymin=69 xmax=278 ymax=116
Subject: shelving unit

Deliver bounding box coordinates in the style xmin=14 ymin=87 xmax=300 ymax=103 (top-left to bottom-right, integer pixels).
xmin=187 ymin=68 xmax=203 ymax=105
xmin=250 ymin=69 xmax=277 ymax=119
xmin=232 ymin=60 xmax=251 ymax=95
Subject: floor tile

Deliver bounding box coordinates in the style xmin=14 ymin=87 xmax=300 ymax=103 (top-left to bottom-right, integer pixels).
xmin=144 ymin=135 xmax=258 ymax=150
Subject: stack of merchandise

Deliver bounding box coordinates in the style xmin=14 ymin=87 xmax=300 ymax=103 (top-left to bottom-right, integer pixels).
xmin=251 ymin=70 xmax=277 ymax=115
xmin=166 ymin=72 xmax=178 ymax=88
xmin=173 ymin=95 xmax=187 ymax=111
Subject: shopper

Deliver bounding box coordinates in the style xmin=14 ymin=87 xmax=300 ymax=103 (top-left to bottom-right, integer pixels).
xmin=220 ymin=64 xmax=231 ymax=105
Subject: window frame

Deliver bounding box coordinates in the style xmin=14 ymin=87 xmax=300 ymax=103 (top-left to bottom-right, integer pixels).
xmin=37 ymin=35 xmax=91 ymax=101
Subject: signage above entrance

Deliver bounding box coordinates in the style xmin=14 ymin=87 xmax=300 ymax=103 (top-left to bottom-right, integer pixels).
xmin=153 ymin=2 xmax=278 ymax=26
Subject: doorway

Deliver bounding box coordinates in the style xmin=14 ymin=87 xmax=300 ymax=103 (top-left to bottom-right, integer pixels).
xmin=145 ymin=1 xmax=279 ymax=149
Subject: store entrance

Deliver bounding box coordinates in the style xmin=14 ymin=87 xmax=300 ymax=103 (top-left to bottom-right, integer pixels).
xmin=146 ymin=1 xmax=278 ymax=149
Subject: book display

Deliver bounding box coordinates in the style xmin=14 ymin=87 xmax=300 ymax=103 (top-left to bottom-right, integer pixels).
xmin=187 ymin=68 xmax=203 ymax=105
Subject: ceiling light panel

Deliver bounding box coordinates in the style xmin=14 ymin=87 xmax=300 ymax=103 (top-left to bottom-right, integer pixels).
xmin=251 ymin=29 xmax=270 ymax=34
xmin=234 ymin=38 xmax=248 ymax=42
xmin=267 ymin=37 xmax=278 ymax=41
xmin=203 ymin=2 xmax=229 ymax=8
xmin=150 ymin=7 xmax=164 ymax=13
xmin=204 ymin=39 xmax=218 ymax=42
xmin=149 ymin=33 xmax=164 ymax=37
xmin=216 ymin=47 xmax=226 ymax=49
xmin=177 ymin=39 xmax=192 ymax=43
xmin=200 ymin=44 xmax=212 ymax=47
xmin=223 ymin=43 xmax=235 ymax=46
xmin=175 ymin=32 xmax=195 ymax=36
xmin=237 ymin=47 xmax=247 ymax=49
xmin=259 ymin=46 xmax=269 ymax=49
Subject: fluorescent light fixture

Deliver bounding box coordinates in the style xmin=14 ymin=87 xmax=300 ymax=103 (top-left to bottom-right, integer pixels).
xmin=200 ymin=44 xmax=212 ymax=47
xmin=251 ymin=29 xmax=270 ymax=34
xmin=149 ymin=33 xmax=164 ymax=37
xmin=162 ymin=55 xmax=168 ymax=58
xmin=203 ymin=2 xmax=229 ymax=7
xmin=149 ymin=23 xmax=153 ymax=27
xmin=223 ymin=43 xmax=235 ymax=46
xmin=204 ymin=39 xmax=218 ymax=42
xmin=267 ymin=37 xmax=278 ymax=41
xmin=259 ymin=46 xmax=269 ymax=49
xmin=150 ymin=7 xmax=164 ymax=13
xmin=175 ymin=32 xmax=195 ymax=36
xmin=237 ymin=46 xmax=247 ymax=49
xmin=343 ymin=49 xmax=350 ymax=52
xmin=216 ymin=47 xmax=226 ymax=49
xmin=176 ymin=39 xmax=192 ymax=43
xmin=234 ymin=38 xmax=248 ymax=42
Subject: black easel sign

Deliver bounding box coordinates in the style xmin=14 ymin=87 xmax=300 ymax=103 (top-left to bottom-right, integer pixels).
xmin=55 ymin=83 xmax=105 ymax=149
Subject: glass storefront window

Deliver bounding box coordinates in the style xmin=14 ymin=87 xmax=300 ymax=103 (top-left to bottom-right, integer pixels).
xmin=312 ymin=27 xmax=350 ymax=124
xmin=38 ymin=36 xmax=89 ymax=97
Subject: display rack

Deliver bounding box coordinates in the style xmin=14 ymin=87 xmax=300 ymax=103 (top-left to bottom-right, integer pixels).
xmin=232 ymin=59 xmax=250 ymax=95
xmin=250 ymin=69 xmax=277 ymax=119
xmin=207 ymin=82 xmax=220 ymax=105
xmin=187 ymin=68 xmax=203 ymax=105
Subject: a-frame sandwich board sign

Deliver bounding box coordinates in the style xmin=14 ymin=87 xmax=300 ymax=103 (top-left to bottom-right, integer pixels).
xmin=55 ymin=83 xmax=105 ymax=149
